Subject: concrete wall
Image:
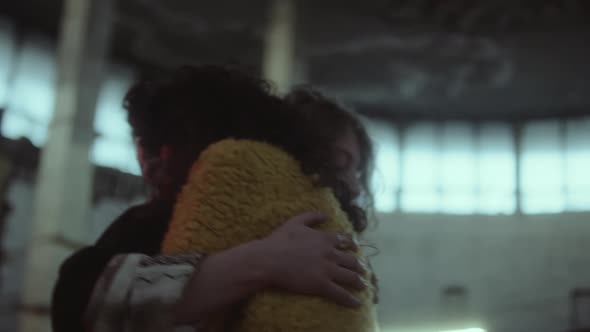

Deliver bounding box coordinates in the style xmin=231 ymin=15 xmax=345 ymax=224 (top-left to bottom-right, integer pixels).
xmin=2 ymin=178 xmax=590 ymax=332
xmin=368 ymin=213 xmax=590 ymax=332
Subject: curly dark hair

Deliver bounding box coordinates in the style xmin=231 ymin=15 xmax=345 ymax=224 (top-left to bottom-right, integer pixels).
xmin=284 ymin=87 xmax=374 ymax=233
xmin=125 ymin=65 xmax=373 ymax=233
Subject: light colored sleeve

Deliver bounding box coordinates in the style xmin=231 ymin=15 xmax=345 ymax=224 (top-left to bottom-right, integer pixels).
xmin=84 ymin=253 xmax=206 ymax=332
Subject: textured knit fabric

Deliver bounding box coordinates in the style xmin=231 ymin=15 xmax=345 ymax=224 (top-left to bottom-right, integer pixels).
xmin=162 ymin=139 xmax=379 ymax=332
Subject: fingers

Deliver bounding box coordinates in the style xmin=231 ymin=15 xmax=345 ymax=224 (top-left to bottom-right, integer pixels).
xmin=324 ymin=232 xmax=358 ymax=253
xmin=332 ymin=250 xmax=366 ymax=275
xmin=292 ymin=212 xmax=327 ymax=227
xmin=330 ymin=266 xmax=367 ymax=291
xmin=321 ymin=282 xmax=361 ymax=308
xmin=334 ymin=233 xmax=358 ymax=251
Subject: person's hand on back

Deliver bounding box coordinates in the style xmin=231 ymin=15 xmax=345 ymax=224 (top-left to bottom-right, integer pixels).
xmin=253 ymin=212 xmax=368 ymax=307
xmin=175 ymin=212 xmax=368 ymax=324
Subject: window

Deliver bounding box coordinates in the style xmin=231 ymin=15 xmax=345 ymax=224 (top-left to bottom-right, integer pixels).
xmin=565 ymin=117 xmax=590 ymax=211
xmin=91 ymin=67 xmax=139 ymax=174
xmin=520 ymin=120 xmax=565 ymax=213
xmin=401 ymin=123 xmax=440 ymax=212
xmin=0 ymin=18 xmax=140 ymax=175
xmin=439 ymin=122 xmax=476 ymax=214
xmin=1 ymin=35 xmax=56 ymax=146
xmin=366 ymin=120 xmax=400 ymax=213
xmin=368 ymin=118 xmax=590 ymax=215
xmin=477 ymin=123 xmax=516 ymax=214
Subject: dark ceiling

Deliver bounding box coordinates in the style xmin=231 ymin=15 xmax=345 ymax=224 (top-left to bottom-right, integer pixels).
xmin=1 ymin=0 xmax=589 ymax=121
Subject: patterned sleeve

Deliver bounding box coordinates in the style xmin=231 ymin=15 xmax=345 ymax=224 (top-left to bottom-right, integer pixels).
xmin=84 ymin=253 xmax=206 ymax=332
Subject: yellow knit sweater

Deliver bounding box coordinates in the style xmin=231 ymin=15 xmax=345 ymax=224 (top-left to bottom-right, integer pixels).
xmin=162 ymin=139 xmax=378 ymax=332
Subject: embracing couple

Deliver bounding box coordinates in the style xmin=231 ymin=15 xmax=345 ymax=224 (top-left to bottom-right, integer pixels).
xmin=52 ymin=65 xmax=379 ymax=332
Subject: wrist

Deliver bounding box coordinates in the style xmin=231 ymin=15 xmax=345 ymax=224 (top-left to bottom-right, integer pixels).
xmin=237 ymin=240 xmax=274 ymax=291
xmin=173 ymin=242 xmax=275 ymax=324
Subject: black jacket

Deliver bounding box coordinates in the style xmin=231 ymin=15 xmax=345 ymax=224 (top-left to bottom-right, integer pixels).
xmin=51 ymin=199 xmax=173 ymax=332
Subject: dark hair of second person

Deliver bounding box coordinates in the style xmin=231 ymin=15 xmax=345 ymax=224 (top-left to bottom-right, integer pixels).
xmin=284 ymin=87 xmax=374 ymax=233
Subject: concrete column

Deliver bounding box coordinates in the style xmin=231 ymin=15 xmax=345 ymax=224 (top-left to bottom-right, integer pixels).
xmin=262 ymin=0 xmax=296 ymax=94
xmin=19 ymin=0 xmax=113 ymax=331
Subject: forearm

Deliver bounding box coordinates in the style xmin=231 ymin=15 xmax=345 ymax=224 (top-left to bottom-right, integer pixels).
xmin=82 ymin=242 xmax=269 ymax=331
xmin=174 ymin=241 xmax=269 ymax=324
xmin=85 ymin=253 xmax=205 ymax=332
